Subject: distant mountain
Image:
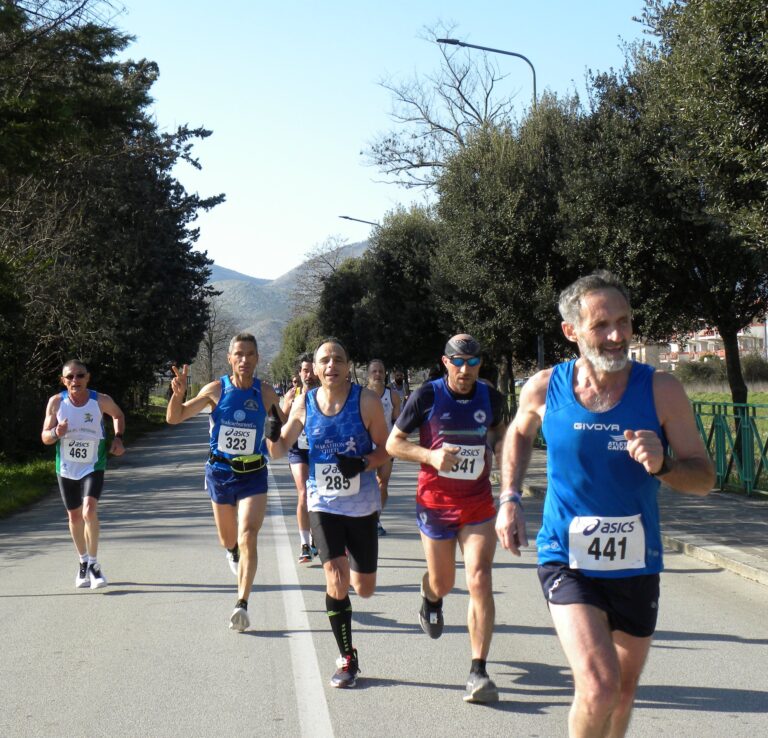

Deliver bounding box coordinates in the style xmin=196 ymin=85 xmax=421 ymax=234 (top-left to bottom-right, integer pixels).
xmin=209 ymin=241 xmax=368 ymax=362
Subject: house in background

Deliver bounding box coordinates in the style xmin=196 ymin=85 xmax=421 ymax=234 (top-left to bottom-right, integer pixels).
xmin=633 ymin=319 xmax=768 ymax=370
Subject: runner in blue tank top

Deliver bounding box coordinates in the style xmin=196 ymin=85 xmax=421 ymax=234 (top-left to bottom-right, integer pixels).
xmin=167 ymin=332 xmax=283 ymax=633
xmin=266 ymin=339 xmax=390 ymax=689
xmin=497 ymin=271 xmax=714 ymax=736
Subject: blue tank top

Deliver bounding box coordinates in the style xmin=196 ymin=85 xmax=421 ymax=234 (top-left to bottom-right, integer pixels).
xmin=538 ymin=361 xmax=666 ymax=578
xmin=305 ymin=383 xmax=379 ymax=517
xmin=209 ymin=376 xmax=267 ymax=469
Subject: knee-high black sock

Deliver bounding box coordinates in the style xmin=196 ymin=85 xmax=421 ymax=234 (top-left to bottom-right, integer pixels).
xmin=326 ymin=593 xmax=353 ymax=655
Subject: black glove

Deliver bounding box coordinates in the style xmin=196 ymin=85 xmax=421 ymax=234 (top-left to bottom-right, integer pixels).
xmin=263 ymin=405 xmax=283 ymax=442
xmin=335 ymin=453 xmax=367 ymax=479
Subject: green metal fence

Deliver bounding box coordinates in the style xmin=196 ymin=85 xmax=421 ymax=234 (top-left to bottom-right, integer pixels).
xmin=692 ymin=402 xmax=768 ymax=496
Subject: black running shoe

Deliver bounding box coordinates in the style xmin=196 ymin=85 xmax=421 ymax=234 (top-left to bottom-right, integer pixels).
xmin=419 ymin=590 xmax=444 ymax=639
xmin=298 ymin=544 xmax=312 ymax=564
xmin=330 ymin=649 xmax=360 ymax=688
xmin=463 ymin=670 xmax=499 ymax=703
xmin=88 ymin=563 xmax=107 ymax=589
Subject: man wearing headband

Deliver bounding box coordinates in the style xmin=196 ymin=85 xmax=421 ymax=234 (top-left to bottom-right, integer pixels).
xmin=386 ymin=333 xmax=507 ymax=703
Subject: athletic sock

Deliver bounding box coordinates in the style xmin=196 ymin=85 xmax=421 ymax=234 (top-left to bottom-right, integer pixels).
xmin=79 ymin=553 xmax=88 ymax=564
xmin=235 ymin=599 xmax=248 ymax=610
xmin=326 ymin=593 xmax=353 ymax=655
xmin=470 ymin=658 xmax=487 ymax=675
xmin=227 ymin=544 xmax=239 ymax=558
xmin=87 ymin=556 xmax=97 ymax=567
xmin=300 ymin=530 xmax=311 ymax=546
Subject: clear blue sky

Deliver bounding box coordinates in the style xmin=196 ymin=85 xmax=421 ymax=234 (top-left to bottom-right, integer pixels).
xmin=118 ymin=1 xmax=648 ymax=280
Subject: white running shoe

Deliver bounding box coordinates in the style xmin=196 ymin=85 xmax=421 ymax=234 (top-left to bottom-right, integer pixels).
xmin=88 ymin=563 xmax=108 ymax=589
xmin=226 ymin=549 xmax=239 ymax=577
xmin=229 ymin=605 xmax=249 ymax=632
xmin=75 ymin=562 xmax=90 ymax=589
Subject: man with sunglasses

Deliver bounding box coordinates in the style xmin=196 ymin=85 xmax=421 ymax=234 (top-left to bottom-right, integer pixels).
xmin=42 ymin=360 xmax=125 ymax=590
xmin=386 ymin=334 xmax=507 ymax=703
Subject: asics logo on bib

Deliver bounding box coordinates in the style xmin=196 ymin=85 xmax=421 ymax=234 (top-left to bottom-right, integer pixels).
xmin=573 ymin=422 xmax=620 ymax=432
xmin=224 ymin=428 xmax=251 ymax=438
xmin=583 ymin=519 xmax=636 ymax=535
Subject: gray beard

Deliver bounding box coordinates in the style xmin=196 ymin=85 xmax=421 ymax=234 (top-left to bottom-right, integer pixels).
xmin=580 ymin=342 xmax=629 ymax=373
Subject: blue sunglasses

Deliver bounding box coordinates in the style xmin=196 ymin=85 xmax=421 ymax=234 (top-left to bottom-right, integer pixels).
xmin=448 ymin=356 xmax=481 ymax=367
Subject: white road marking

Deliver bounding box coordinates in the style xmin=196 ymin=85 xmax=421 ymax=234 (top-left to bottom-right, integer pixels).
xmin=268 ymin=468 xmax=334 ymax=738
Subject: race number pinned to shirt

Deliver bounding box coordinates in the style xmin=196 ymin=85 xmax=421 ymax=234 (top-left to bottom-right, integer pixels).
xmin=315 ymin=463 xmax=360 ymax=496
xmin=568 ymin=514 xmax=646 ymax=571
xmin=438 ymin=444 xmax=486 ymax=480
xmin=64 ymin=438 xmax=97 ymax=464
xmin=217 ymin=425 xmax=257 ymax=455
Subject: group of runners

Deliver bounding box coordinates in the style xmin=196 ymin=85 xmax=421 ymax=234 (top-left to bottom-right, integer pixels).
xmin=44 ymin=270 xmax=714 ymax=735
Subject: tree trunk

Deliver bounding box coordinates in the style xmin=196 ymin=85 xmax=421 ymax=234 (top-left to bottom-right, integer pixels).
xmin=720 ymin=326 xmax=747 ymax=404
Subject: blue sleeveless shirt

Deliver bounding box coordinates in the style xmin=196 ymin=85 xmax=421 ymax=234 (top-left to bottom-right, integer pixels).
xmin=538 ymin=361 xmax=666 ymax=578
xmin=305 ymin=383 xmax=379 ymax=517
xmin=208 ymin=376 xmax=268 ymax=470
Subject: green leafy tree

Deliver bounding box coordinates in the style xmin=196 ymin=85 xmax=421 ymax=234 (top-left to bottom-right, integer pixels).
xmin=271 ymin=313 xmax=323 ymax=382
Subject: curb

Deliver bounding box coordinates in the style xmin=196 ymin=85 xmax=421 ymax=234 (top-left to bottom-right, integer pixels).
xmin=661 ymin=531 xmax=768 ymax=587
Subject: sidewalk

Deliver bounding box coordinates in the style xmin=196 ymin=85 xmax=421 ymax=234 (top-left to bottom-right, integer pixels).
xmin=519 ymin=448 xmax=768 ymax=587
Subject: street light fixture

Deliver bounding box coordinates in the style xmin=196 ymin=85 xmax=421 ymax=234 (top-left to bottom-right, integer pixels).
xmin=437 ymin=37 xmax=544 ymax=368
xmin=436 ymin=38 xmax=537 ymax=107
xmin=339 ymin=215 xmax=380 ymax=227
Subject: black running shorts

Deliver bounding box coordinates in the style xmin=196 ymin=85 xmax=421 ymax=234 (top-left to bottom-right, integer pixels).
xmin=538 ymin=562 xmax=660 ymax=638
xmin=309 ymin=510 xmax=378 ymax=573
xmin=57 ymin=471 xmax=105 ymax=511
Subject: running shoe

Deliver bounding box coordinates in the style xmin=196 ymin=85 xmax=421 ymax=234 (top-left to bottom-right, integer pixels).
xmin=226 ymin=547 xmax=239 ymax=577
xmin=377 ymin=521 xmax=387 ymax=536
xmin=309 ymin=537 xmax=318 ymax=559
xmin=229 ymin=603 xmax=250 ymax=632
xmin=88 ymin=563 xmax=108 ymax=589
xmin=330 ymin=649 xmax=360 ymax=688
xmin=419 ymin=583 xmax=444 ymax=639
xmin=463 ymin=670 xmax=499 ymax=703
xmin=75 ymin=562 xmax=90 ymax=589
xmin=298 ymin=544 xmax=312 ymax=564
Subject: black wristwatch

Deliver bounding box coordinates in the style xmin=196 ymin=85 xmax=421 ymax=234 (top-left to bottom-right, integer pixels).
xmin=653 ymin=456 xmax=672 ymax=477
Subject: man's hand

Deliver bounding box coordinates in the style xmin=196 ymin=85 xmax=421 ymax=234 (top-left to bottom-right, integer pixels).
xmin=335 ymin=453 xmax=367 ymax=479
xmin=264 ymin=405 xmax=283 ymax=442
xmin=429 ymin=444 xmax=460 ymax=472
xmin=54 ymin=419 xmax=69 ymax=438
xmin=110 ymin=436 xmax=125 ymax=457
xmin=495 ymin=500 xmax=529 ymax=556
xmin=170 ymin=365 xmax=189 ymax=400
xmin=624 ymin=429 xmax=665 ymax=475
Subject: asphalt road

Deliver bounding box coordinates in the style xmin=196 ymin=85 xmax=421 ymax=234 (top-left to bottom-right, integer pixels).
xmin=1 ymin=415 xmax=767 ymax=737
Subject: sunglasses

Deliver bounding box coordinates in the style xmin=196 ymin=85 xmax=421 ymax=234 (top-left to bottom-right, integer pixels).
xmin=448 ymin=356 xmax=481 ymax=367
xmin=64 ymin=372 xmax=87 ymax=381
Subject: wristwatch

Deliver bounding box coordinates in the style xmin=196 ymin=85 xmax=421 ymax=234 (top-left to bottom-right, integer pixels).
xmin=498 ymin=490 xmax=523 ymax=506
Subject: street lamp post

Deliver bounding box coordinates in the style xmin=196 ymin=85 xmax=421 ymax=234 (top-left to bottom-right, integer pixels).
xmin=339 ymin=215 xmax=380 ymax=227
xmin=437 ymin=37 xmax=544 ymax=369
xmin=436 ymin=38 xmax=536 ymax=108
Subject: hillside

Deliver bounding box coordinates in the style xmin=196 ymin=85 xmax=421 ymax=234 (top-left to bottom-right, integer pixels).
xmin=209 ymin=240 xmax=368 ymax=362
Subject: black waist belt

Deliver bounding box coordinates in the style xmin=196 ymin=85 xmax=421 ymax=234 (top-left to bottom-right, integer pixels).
xmin=209 ymin=454 xmax=266 ymax=474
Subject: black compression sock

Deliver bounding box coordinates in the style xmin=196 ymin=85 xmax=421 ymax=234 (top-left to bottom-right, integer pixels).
xmin=326 ymin=593 xmax=353 ymax=655
xmin=471 ymin=658 xmax=487 ymax=675
xmin=235 ymin=599 xmax=248 ymax=610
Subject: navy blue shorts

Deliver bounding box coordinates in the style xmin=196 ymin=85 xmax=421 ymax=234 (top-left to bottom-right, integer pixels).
xmin=537 ymin=562 xmax=660 ymax=638
xmin=204 ymin=463 xmax=268 ymax=506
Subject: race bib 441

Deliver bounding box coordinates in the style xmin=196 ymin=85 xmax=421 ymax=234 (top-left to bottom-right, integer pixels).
xmin=568 ymin=514 xmax=646 ymax=571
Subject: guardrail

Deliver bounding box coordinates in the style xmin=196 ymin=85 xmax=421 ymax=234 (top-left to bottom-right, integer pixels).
xmin=692 ymin=402 xmax=768 ymax=496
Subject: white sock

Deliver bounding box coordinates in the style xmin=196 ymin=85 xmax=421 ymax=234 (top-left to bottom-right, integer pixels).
xmin=88 ymin=556 xmax=98 ymax=567
xmin=79 ymin=553 xmax=88 ymax=564
xmin=300 ymin=530 xmax=311 ymax=546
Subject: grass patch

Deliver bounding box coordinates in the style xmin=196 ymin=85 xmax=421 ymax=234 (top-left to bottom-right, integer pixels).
xmin=0 ymin=459 xmax=56 ymax=518
xmin=0 ymin=406 xmax=168 ymax=519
